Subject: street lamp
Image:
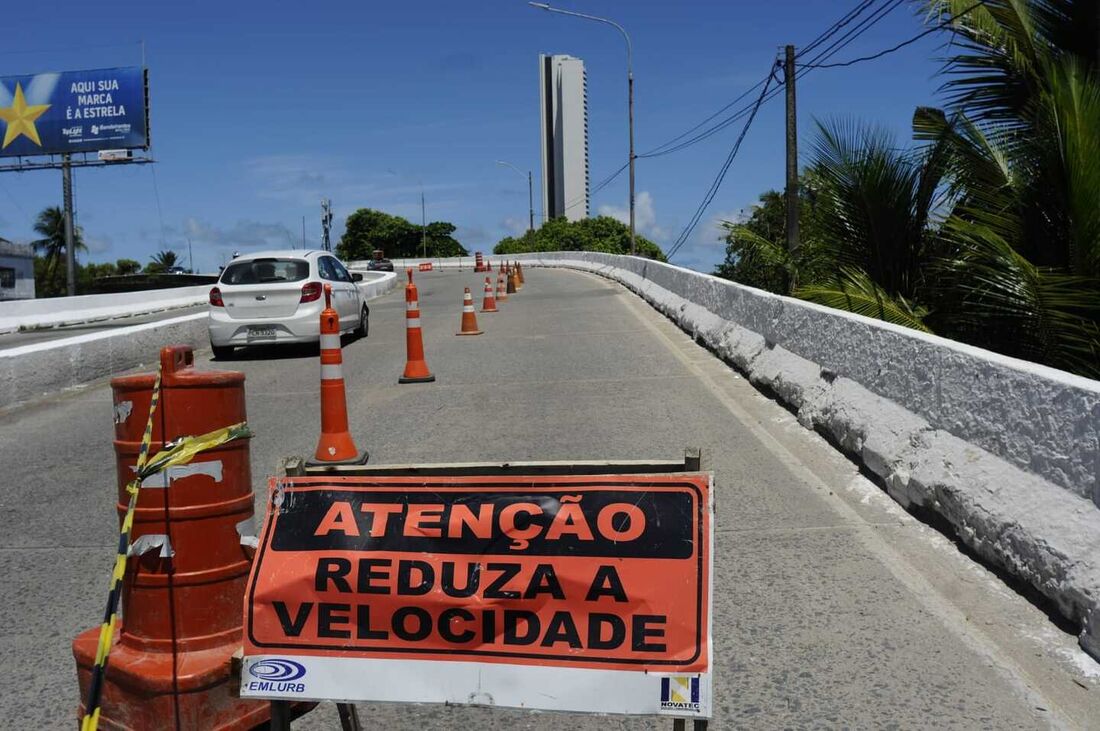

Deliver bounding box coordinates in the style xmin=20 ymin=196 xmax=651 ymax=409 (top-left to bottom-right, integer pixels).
xmin=529 ymin=2 xmax=635 ymax=256
xmin=496 ymin=160 xmax=534 ymax=233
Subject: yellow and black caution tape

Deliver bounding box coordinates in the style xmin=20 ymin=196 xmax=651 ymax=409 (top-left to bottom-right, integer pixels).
xmin=80 ymin=365 xmax=253 ymax=731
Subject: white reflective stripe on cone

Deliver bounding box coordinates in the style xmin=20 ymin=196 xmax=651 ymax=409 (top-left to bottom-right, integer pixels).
xmin=319 ymin=333 xmax=341 ymax=350
xmin=320 ymin=364 xmax=343 ymax=380
xmin=407 ymin=301 xmax=418 ymax=311
xmin=406 ymin=318 xmax=421 ymax=328
xmin=463 ymin=305 xmax=475 ymax=313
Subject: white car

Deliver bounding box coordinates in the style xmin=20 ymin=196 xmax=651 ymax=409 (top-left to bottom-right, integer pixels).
xmin=207 ymin=250 xmax=368 ymax=358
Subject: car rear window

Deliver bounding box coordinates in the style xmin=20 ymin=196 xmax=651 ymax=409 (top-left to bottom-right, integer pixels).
xmin=220 ymin=258 xmax=309 ymax=285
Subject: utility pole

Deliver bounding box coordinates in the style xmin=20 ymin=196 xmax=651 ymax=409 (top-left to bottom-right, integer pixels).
xmin=321 ymin=198 xmax=333 ymax=252
xmin=528 ymin=170 xmax=535 ymax=233
xmin=301 ymin=216 xmax=306 ymax=248
xmin=628 ymin=65 xmax=635 ymax=256
xmin=187 ymin=237 xmax=194 ymax=273
xmin=61 ymin=153 xmax=76 ymax=296
xmin=421 ymin=190 xmax=427 ymax=258
xmin=784 ymin=45 xmax=800 ymax=258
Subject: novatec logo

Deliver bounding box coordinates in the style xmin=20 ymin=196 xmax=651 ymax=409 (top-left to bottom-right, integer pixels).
xmin=246 ymin=659 xmax=307 ymax=694
xmin=249 ymin=659 xmax=306 ymax=681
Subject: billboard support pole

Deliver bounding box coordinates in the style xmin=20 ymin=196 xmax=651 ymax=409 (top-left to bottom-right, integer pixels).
xmin=62 ymin=153 xmax=76 ymax=296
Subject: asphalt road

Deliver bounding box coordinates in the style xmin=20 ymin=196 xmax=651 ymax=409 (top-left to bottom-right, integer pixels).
xmin=0 ymin=303 xmax=207 ymax=349
xmin=2 ymin=268 xmax=1098 ymax=729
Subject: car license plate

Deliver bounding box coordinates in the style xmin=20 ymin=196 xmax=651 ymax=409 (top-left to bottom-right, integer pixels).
xmin=248 ymin=326 xmax=276 ymax=340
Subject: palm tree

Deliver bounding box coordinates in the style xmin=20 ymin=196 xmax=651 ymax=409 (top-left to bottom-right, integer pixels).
xmin=150 ymin=250 xmax=179 ymax=268
xmin=720 ymin=0 xmax=1100 ymax=377
xmin=917 ymin=0 xmax=1100 ymax=375
xmin=31 ymin=206 xmax=86 ymax=289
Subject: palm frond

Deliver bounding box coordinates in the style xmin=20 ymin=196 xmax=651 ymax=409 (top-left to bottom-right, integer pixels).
xmin=795 ymin=266 xmax=934 ymax=333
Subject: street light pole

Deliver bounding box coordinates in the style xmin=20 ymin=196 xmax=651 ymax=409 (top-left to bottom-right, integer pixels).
xmin=529 ymin=2 xmax=635 ymax=256
xmin=496 ymin=160 xmax=534 ymax=234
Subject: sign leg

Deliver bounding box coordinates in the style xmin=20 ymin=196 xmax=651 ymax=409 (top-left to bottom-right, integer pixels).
xmin=337 ymin=702 xmax=363 ymax=730
xmin=270 ymin=700 xmax=292 ymax=730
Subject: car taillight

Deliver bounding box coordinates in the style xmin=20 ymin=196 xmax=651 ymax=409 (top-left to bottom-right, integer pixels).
xmin=209 ymin=286 xmax=224 ymax=307
xmin=300 ymin=281 xmax=322 ymax=303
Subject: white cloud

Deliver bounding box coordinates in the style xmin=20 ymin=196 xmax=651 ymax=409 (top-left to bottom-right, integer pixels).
xmin=83 ymin=234 xmax=114 ymax=255
xmin=598 ymin=191 xmax=669 ymax=241
xmin=182 ymin=217 xmax=301 ymax=250
xmin=501 ymin=217 xmax=528 ymax=237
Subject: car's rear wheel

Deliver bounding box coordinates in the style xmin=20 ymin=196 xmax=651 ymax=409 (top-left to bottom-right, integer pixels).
xmin=211 ymin=343 xmax=235 ymax=360
xmin=355 ymin=305 xmax=369 ymax=338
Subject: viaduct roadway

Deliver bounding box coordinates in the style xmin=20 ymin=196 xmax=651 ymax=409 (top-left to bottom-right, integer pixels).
xmin=1 ymin=268 xmax=1097 ymax=729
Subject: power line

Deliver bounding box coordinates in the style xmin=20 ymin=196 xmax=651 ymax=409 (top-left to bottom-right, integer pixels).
xmin=639 ymin=78 xmax=768 ymax=158
xmin=796 ymin=0 xmax=906 ymax=68
xmin=797 ymin=0 xmax=988 ymax=69
xmin=799 ymin=0 xmax=881 ymax=56
xmin=563 ymin=160 xmax=629 ymax=212
xmin=638 ymin=0 xmax=885 ymax=160
xmin=665 ymin=68 xmax=777 ymax=261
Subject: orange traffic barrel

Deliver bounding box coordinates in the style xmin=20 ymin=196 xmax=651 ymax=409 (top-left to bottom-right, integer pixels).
xmin=312 ymin=284 xmax=368 ymax=465
xmin=73 ymin=345 xmax=273 ymax=729
xmin=400 ymin=269 xmax=435 ymax=383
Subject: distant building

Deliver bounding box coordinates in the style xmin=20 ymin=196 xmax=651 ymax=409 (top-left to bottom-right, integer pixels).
xmin=0 ymin=239 xmax=35 ymax=301
xmin=539 ymin=54 xmax=589 ymax=222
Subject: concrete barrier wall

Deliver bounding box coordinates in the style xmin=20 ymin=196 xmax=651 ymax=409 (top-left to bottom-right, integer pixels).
xmin=0 ymin=271 xmax=398 ymax=409
xmin=0 ymin=285 xmax=212 ymax=334
xmin=496 ymin=251 xmax=1100 ymax=659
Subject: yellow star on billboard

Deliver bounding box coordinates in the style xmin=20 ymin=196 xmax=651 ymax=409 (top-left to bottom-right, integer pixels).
xmin=0 ymin=83 xmax=51 ymax=149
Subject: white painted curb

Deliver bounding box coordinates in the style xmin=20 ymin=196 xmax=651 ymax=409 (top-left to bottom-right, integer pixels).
xmin=0 ymin=285 xmax=211 ymax=335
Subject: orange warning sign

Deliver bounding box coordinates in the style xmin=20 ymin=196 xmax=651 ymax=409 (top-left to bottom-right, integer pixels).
xmin=417 ymin=262 xmax=433 ymax=272
xmin=244 ymin=474 xmax=710 ymax=673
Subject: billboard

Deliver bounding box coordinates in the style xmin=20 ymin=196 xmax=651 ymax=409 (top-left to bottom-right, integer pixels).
xmin=0 ymin=67 xmax=148 ymax=158
xmin=242 ymin=473 xmax=713 ymax=718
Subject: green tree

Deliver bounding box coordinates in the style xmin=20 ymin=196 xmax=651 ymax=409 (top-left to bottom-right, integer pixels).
xmin=423 ymin=221 xmax=468 ymax=257
xmin=714 ymin=188 xmax=818 ymax=293
xmin=493 ymin=216 xmax=665 ymax=261
xmin=115 ymin=258 xmax=141 ymax=275
xmin=721 ymin=0 xmax=1100 ymax=377
xmin=31 ymin=206 xmax=86 ymax=294
xmin=337 ymin=208 xmax=467 ymax=259
xmin=146 ymin=250 xmax=179 ymax=274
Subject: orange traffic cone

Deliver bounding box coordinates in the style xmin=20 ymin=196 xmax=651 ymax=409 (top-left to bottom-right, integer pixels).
xmin=496 ymin=274 xmax=508 ymax=302
xmin=311 ymin=284 xmax=368 ymax=464
xmin=400 ymin=269 xmax=435 ymax=383
xmin=499 ymin=260 xmax=506 ymax=275
xmin=517 ymin=261 xmax=525 ymax=285
xmin=512 ymin=261 xmax=523 ymax=290
xmin=507 ymin=268 xmax=518 ymax=295
xmin=457 ymin=287 xmax=483 ymax=336
xmin=481 ymin=277 xmax=498 ymax=312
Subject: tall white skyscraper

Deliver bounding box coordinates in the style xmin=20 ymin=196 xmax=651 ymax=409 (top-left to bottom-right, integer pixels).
xmin=539 ymin=54 xmax=589 ymax=222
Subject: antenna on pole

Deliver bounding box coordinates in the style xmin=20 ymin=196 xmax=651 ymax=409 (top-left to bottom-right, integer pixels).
xmin=321 ymin=198 xmax=333 ymax=252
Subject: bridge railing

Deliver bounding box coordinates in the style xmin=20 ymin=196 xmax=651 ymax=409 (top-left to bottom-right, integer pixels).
xmin=504 ymin=250 xmax=1100 ymax=660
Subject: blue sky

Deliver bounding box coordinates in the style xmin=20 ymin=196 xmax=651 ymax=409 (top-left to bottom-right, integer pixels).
xmin=0 ymin=0 xmax=950 ymax=274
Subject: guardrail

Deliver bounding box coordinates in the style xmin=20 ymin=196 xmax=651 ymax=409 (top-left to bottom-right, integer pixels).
xmin=0 ymin=271 xmax=398 ymax=410
xmin=502 ymin=251 xmax=1100 ymax=661
xmin=0 ymin=285 xmax=211 ymax=335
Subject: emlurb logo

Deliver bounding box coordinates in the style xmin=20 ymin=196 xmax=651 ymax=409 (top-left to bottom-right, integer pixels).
xmin=660 ymin=676 xmax=701 ymax=712
xmin=249 ymin=659 xmax=306 ymax=681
